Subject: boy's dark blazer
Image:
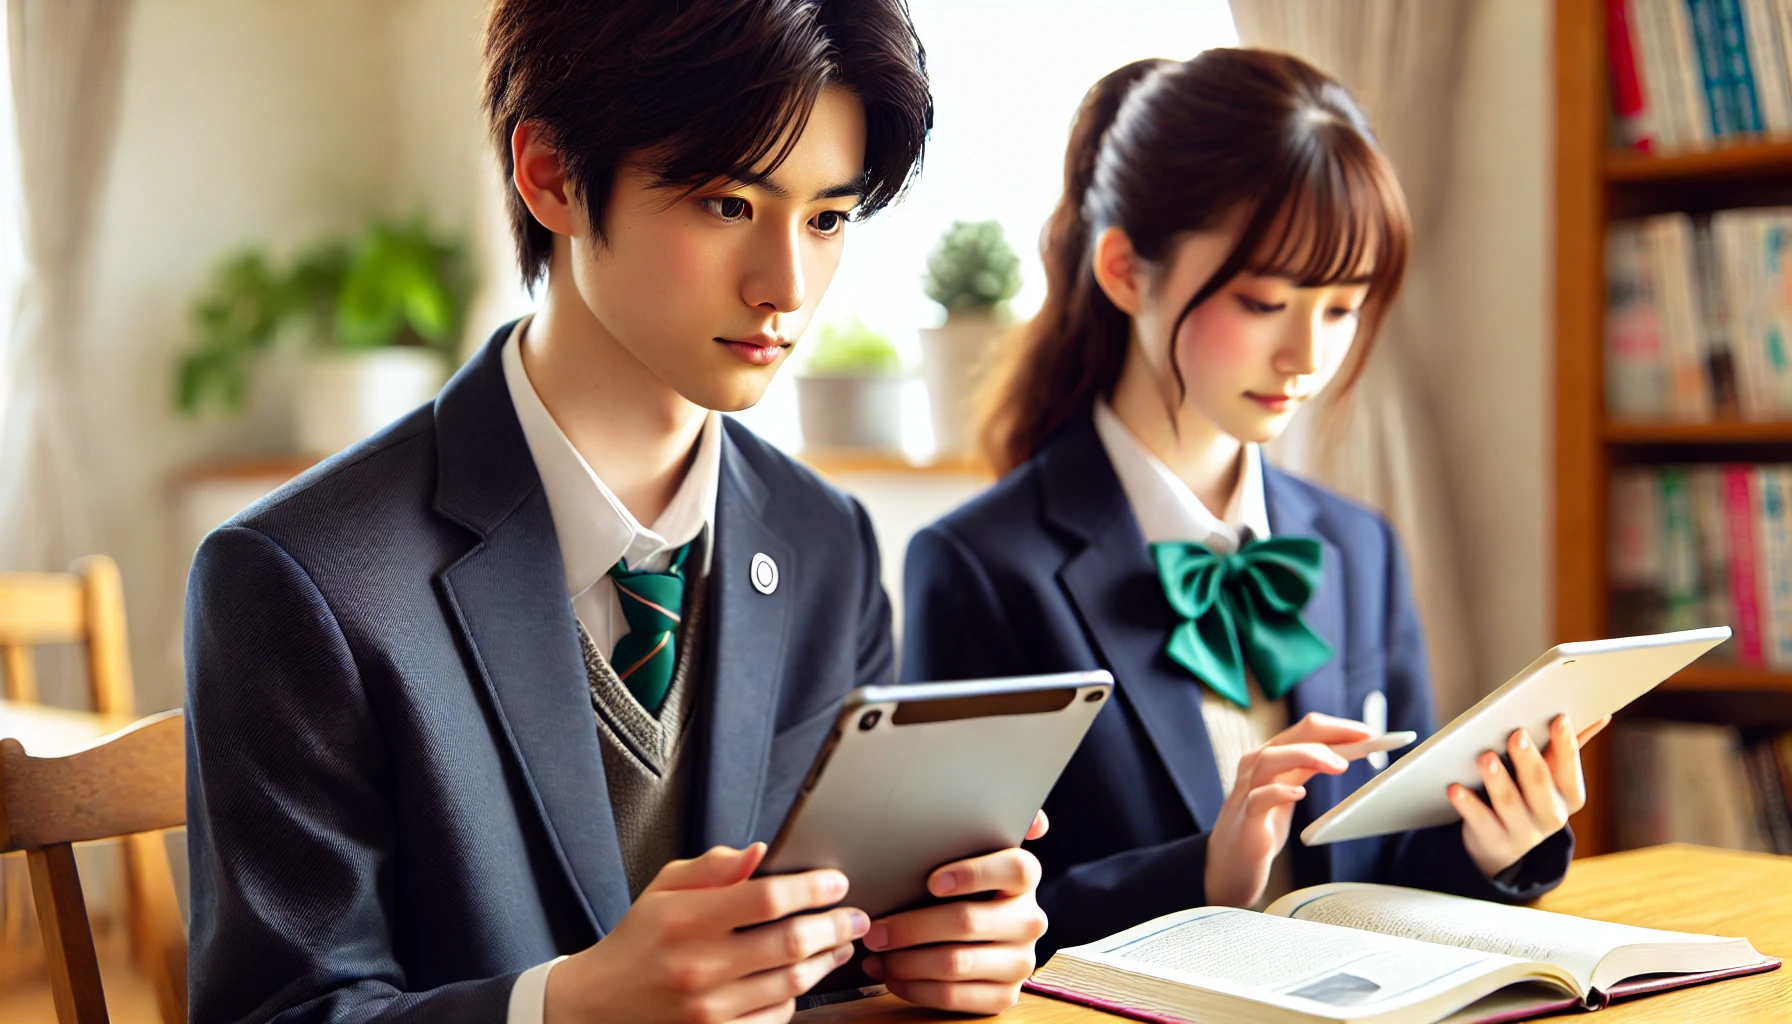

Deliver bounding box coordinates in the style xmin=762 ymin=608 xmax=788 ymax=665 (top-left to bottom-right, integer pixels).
xmin=901 ymin=413 xmax=1573 ymax=956
xmin=184 ymin=322 xmax=893 ymax=1023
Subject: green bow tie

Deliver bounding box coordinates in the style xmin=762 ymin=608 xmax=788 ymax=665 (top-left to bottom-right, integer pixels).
xmin=1151 ymin=536 xmax=1333 ymax=707
xmin=608 ymin=541 xmax=693 ymax=715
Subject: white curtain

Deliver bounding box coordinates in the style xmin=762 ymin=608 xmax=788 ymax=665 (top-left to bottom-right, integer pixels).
xmin=1230 ymin=0 xmax=1480 ymax=717
xmin=0 ymin=0 xmax=133 ymax=579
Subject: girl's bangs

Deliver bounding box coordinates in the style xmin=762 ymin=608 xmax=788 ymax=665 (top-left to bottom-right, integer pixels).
xmin=1240 ymin=129 xmax=1410 ymax=297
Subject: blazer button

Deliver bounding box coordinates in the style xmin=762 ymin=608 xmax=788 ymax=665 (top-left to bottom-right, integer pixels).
xmin=751 ymin=552 xmax=778 ymax=595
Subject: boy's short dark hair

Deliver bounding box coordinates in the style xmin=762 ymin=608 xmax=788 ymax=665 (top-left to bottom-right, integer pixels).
xmin=483 ymin=0 xmax=931 ymax=287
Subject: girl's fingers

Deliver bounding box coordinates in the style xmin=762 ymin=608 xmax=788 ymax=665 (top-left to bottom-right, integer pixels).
xmin=1024 ymin=809 xmax=1049 ymax=841
xmin=1238 ymin=743 xmax=1348 ymax=791
xmin=1574 ymin=714 xmax=1612 ymax=746
xmin=1270 ymin=712 xmax=1375 ymax=747
xmin=1507 ymin=729 xmax=1565 ymax=830
xmin=1242 ymin=782 xmax=1307 ymax=822
xmin=1546 ymin=716 xmax=1589 ymax=812
xmin=1478 ymin=750 xmax=1534 ymax=839
xmin=1449 ymin=782 xmax=1505 ymax=842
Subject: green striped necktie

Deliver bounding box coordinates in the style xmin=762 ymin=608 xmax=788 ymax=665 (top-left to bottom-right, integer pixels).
xmin=608 ymin=541 xmax=693 ymax=715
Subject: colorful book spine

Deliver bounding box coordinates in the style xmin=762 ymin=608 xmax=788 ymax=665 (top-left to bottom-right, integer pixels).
xmin=1687 ymin=0 xmax=1739 ymax=135
xmin=1717 ymin=0 xmax=1764 ymax=131
xmin=1664 ymin=0 xmax=1718 ymax=145
xmin=1739 ymin=0 xmax=1791 ymax=133
xmin=1691 ymin=217 xmax=1741 ymax=416
xmin=1645 ymin=215 xmax=1713 ymax=419
xmin=1724 ymin=465 xmax=1765 ymax=665
xmin=1606 ymin=223 xmax=1668 ymax=418
xmin=1660 ymin=467 xmax=1705 ymax=631
xmin=1609 ymin=0 xmax=1657 ymax=149
xmin=1759 ymin=466 xmax=1792 ymax=666
xmin=1691 ymin=466 xmax=1735 ymax=661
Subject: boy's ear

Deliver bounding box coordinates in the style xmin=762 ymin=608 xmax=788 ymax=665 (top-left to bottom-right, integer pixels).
xmin=1091 ymin=226 xmax=1144 ymax=316
xmin=512 ymin=121 xmax=579 ymax=238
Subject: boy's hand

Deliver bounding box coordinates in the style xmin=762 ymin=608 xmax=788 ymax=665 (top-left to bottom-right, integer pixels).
xmin=544 ymin=843 xmax=867 ymax=1024
xmin=1450 ymin=714 xmax=1611 ymax=879
xmin=1204 ymin=712 xmax=1373 ymax=908
xmin=860 ymin=810 xmax=1052 ymax=1014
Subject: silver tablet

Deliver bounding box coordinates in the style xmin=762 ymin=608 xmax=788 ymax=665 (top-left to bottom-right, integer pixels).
xmin=1301 ymin=627 xmax=1731 ymax=846
xmin=758 ymin=671 xmax=1113 ymax=918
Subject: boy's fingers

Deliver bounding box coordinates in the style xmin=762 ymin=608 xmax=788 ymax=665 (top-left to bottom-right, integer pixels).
xmin=716 ymin=942 xmax=853 ymax=1021
xmin=698 ymin=868 xmax=849 ymax=930
xmin=731 ymin=906 xmax=869 ymax=977
xmin=1025 ymin=809 xmax=1049 ymax=841
xmin=928 ymin=847 xmax=1041 ymax=898
xmin=883 ymin=979 xmax=1024 ymax=1016
xmin=867 ymin=893 xmax=1045 ymax=951
xmin=645 ymin=843 xmax=763 ymax=894
xmin=868 ymin=942 xmax=1036 ymax=984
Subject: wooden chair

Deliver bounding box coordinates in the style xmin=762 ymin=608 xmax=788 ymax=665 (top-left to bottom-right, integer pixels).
xmin=1 ymin=710 xmax=186 ymax=1023
xmin=0 ymin=557 xmax=185 ymax=1023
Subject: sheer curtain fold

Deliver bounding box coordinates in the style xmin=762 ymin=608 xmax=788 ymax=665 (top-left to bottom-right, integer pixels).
xmin=1230 ymin=0 xmax=1480 ymax=716
xmin=0 ymin=0 xmax=133 ymax=577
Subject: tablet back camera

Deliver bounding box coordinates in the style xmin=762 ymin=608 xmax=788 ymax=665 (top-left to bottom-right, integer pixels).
xmin=858 ymin=709 xmax=882 ymax=731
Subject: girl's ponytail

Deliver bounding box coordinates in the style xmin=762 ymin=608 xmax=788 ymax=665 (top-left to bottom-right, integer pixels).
xmin=977 ymin=59 xmax=1165 ymax=475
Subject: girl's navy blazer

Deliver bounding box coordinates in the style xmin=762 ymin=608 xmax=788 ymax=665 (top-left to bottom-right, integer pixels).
xmin=901 ymin=413 xmax=1573 ymax=956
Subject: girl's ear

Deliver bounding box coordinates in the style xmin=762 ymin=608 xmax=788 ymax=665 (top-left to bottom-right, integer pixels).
xmin=1091 ymin=225 xmax=1145 ymax=316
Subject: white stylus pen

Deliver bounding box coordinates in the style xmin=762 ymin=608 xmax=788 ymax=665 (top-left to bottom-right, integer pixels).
xmin=1329 ymin=731 xmax=1418 ymax=760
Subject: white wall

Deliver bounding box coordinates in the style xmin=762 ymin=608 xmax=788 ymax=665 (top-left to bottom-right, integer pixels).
xmin=76 ymin=0 xmax=489 ymax=711
xmin=1429 ymin=0 xmax=1552 ymax=688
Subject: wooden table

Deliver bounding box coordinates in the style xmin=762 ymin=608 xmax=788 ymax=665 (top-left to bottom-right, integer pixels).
xmin=798 ymin=844 xmax=1791 ymax=1022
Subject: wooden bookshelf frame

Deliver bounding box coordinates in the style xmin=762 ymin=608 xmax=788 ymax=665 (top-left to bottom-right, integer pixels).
xmin=1555 ymin=0 xmax=1792 ymax=857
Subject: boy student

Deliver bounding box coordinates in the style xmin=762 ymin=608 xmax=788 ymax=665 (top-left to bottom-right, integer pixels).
xmin=184 ymin=2 xmax=1048 ymax=1021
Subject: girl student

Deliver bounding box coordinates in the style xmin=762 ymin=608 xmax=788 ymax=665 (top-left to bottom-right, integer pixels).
xmin=900 ymin=48 xmax=1609 ymax=956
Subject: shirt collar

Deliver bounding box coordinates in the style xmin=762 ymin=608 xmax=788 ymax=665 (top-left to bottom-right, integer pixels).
xmin=1092 ymin=399 xmax=1270 ymax=552
xmin=501 ymin=316 xmax=720 ymax=598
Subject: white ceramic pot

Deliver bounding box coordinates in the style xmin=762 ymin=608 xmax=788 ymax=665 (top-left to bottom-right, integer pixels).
xmin=297 ymin=347 xmax=451 ymax=458
xmin=919 ymin=314 xmax=1004 ymax=456
xmin=795 ymin=373 xmax=906 ymax=451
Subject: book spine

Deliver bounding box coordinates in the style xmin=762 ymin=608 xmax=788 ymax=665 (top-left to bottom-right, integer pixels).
xmin=1609 ymin=0 xmax=1658 ymax=149
xmin=1611 ymin=467 xmax=1668 ymax=636
xmin=1715 ymin=213 xmax=1772 ymax=418
xmin=1606 ymin=223 xmax=1669 ymax=417
xmin=1668 ymin=0 xmax=1721 ymax=143
xmin=1646 ymin=215 xmax=1713 ymax=418
xmin=1744 ymin=735 xmax=1792 ymax=853
xmin=1691 ymin=217 xmax=1741 ymax=415
xmin=1760 ymin=215 xmax=1792 ymax=412
xmin=1776 ymin=0 xmax=1792 ymax=137
xmin=1740 ymin=0 xmax=1792 ymax=132
xmin=1724 ymin=465 xmax=1764 ymax=664
xmin=1718 ymin=0 xmax=1765 ymax=131
xmin=1764 ymin=468 xmax=1792 ymax=666
xmin=1639 ymin=0 xmax=1694 ymax=146
xmin=1661 ymin=467 xmax=1705 ymax=631
xmin=1688 ymin=0 xmax=1740 ymax=135
xmin=1691 ymin=466 xmax=1734 ymax=660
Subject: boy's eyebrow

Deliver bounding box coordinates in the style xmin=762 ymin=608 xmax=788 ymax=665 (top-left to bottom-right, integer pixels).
xmin=732 ymin=172 xmax=866 ymax=202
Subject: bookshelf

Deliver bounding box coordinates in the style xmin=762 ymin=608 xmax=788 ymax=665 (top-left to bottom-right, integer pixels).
xmin=1555 ymin=0 xmax=1792 ymax=856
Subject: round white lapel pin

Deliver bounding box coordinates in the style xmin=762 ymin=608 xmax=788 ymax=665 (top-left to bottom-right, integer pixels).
xmin=750 ymin=552 xmax=778 ymax=595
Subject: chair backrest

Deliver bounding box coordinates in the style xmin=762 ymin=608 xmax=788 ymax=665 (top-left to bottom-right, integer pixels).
xmin=1 ymin=710 xmax=185 ymax=1024
xmin=0 ymin=556 xmax=134 ymax=715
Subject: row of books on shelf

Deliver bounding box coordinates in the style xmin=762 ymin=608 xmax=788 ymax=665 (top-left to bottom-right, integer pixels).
xmin=1606 ymin=0 xmax=1792 ymax=150
xmin=1613 ymin=720 xmax=1792 ymax=853
xmin=1608 ymin=463 xmax=1784 ymax=664
xmin=1605 ymin=209 xmax=1792 ymax=420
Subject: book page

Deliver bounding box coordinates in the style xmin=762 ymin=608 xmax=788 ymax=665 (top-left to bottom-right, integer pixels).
xmin=1070 ymin=906 xmax=1548 ymax=1017
xmin=1268 ymin=883 xmax=1739 ymax=993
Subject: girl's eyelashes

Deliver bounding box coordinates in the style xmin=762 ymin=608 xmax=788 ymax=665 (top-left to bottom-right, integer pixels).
xmin=701 ymin=196 xmax=751 ymax=222
xmin=1235 ymin=294 xmax=1286 ymax=315
xmin=1327 ymin=305 xmax=1363 ymax=321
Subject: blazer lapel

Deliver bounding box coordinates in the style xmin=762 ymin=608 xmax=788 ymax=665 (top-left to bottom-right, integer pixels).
xmin=432 ymin=325 xmax=631 ymax=937
xmin=1265 ymin=466 xmax=1348 ymax=881
xmin=694 ymin=423 xmax=793 ymax=849
xmin=1044 ymin=418 xmax=1227 ymax=833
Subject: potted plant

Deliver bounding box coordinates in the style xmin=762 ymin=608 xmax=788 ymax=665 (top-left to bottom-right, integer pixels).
xmin=175 ymin=214 xmax=473 ymax=457
xmin=919 ymin=219 xmax=1022 ymax=455
xmin=795 ymin=317 xmax=906 ymax=452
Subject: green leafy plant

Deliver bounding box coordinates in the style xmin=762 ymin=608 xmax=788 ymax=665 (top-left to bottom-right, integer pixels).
xmin=802 ymin=317 xmax=902 ymax=376
xmin=176 ymin=214 xmax=472 ymax=415
xmin=922 ymin=220 xmax=1022 ymax=320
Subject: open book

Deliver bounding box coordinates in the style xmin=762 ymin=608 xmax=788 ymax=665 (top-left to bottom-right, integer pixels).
xmin=1025 ymin=883 xmax=1778 ymax=1024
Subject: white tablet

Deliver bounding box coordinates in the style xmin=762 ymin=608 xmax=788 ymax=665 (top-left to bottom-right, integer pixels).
xmin=758 ymin=671 xmax=1113 ymax=917
xmin=1300 ymin=627 xmax=1731 ymax=847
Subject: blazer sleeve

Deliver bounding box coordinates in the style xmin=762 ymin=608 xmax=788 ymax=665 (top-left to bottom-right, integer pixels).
xmin=185 ymin=526 xmax=517 ymax=1024
xmin=899 ymin=524 xmax=1026 ymax=683
xmin=1370 ymin=518 xmax=1575 ymax=903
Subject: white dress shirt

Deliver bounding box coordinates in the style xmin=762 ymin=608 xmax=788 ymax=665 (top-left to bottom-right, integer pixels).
xmin=1093 ymin=400 xmax=1296 ymax=908
xmin=501 ymin=316 xmax=723 ymax=1023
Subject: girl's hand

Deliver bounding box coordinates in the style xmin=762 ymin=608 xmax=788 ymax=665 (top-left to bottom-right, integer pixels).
xmin=1449 ymin=714 xmax=1611 ymax=879
xmin=1203 ymin=713 xmax=1373 ymax=908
